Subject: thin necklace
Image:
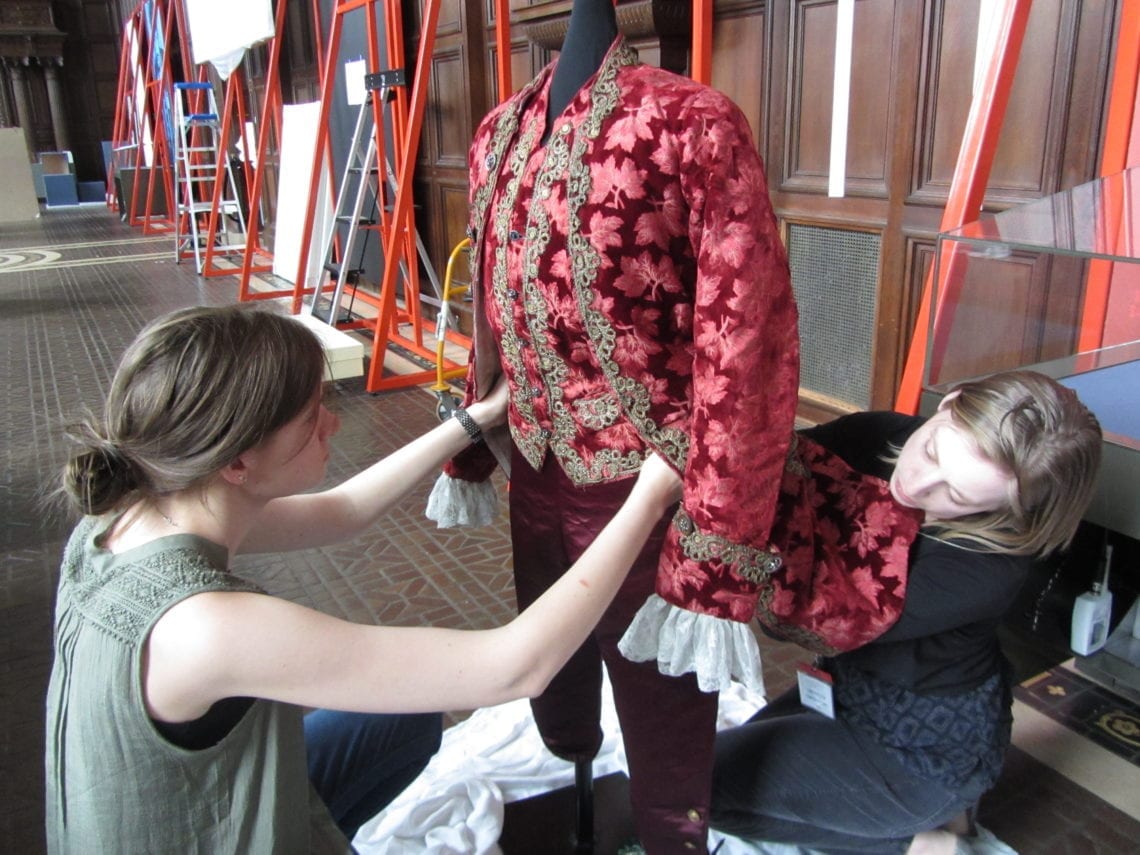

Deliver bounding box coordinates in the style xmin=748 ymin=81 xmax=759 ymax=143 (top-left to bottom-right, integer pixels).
xmin=156 ymin=506 xmax=178 ymax=528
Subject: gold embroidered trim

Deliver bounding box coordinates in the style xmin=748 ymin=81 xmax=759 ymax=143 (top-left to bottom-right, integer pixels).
xmin=754 ymin=583 xmax=839 ymax=656
xmin=784 ymin=432 xmax=808 ymax=477
xmin=470 ymin=72 xmax=548 ymax=253
xmin=573 ymin=393 xmax=623 ymax=430
xmin=475 ymin=40 xmax=651 ymax=484
xmin=673 ymin=508 xmax=783 ymax=584
xmin=563 ymin=44 xmax=690 ymax=474
xmin=538 ymin=42 xmax=645 ymax=484
xmin=490 ymin=118 xmax=544 ymax=469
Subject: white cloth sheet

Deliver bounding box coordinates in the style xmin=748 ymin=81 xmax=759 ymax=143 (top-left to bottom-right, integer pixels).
xmin=352 ymin=672 xmax=1016 ymax=854
xmin=184 ymin=0 xmax=274 ymax=79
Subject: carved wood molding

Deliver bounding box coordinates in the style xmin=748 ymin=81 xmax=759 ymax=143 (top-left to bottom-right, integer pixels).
xmin=0 ymin=1 xmax=65 ymax=62
xmin=514 ymin=0 xmax=690 ymax=51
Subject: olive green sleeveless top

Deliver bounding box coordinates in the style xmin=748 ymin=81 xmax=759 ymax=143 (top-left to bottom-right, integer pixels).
xmin=45 ymin=516 xmax=348 ymax=854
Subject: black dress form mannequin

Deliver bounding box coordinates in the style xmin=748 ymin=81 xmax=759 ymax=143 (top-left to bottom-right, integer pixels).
xmin=542 ymin=0 xmax=618 ymax=145
xmin=550 ymin=10 xmax=618 ymax=848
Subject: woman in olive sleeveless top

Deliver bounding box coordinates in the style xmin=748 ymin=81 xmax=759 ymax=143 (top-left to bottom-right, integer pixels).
xmin=46 ymin=304 xmax=682 ymax=853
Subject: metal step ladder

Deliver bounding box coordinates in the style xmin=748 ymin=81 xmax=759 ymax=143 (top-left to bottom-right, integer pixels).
xmin=308 ymin=68 xmax=443 ymax=325
xmin=172 ymin=81 xmax=247 ymax=274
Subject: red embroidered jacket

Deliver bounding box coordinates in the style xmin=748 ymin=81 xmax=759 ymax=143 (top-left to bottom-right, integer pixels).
xmin=444 ymin=39 xmax=800 ymax=628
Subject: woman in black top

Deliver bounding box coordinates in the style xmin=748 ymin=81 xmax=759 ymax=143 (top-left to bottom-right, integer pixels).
xmin=709 ymin=371 xmax=1102 ymax=855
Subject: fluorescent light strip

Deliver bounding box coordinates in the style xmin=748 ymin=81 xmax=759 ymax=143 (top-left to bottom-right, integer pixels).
xmin=829 ymin=0 xmax=855 ymax=198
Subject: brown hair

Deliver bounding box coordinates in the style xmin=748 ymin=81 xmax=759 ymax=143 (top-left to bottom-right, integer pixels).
xmin=60 ymin=304 xmax=325 ymax=516
xmin=924 ymin=370 xmax=1102 ymax=556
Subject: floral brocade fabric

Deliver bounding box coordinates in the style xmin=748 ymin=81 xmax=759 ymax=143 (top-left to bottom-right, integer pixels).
xmin=447 ymin=38 xmax=802 ymax=631
xmin=441 ymin=37 xmax=924 ymax=682
xmin=748 ymin=436 xmax=924 ymax=654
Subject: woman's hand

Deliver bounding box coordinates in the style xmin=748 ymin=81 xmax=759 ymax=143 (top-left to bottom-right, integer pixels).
xmin=468 ymin=374 xmax=510 ymax=431
xmin=630 ymin=452 xmax=683 ymax=515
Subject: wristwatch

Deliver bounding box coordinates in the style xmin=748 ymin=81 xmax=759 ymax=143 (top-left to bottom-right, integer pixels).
xmin=453 ymin=407 xmax=484 ymax=444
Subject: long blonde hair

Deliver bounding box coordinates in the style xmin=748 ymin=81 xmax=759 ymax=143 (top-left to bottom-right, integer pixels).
xmin=922 ymin=370 xmax=1102 ymax=556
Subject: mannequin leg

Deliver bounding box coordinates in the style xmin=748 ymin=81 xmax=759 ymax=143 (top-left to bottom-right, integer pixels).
xmin=575 ymin=757 xmax=595 ymax=850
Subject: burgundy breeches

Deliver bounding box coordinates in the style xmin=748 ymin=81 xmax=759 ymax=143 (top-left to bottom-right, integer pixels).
xmin=509 ymin=447 xmax=718 ymax=854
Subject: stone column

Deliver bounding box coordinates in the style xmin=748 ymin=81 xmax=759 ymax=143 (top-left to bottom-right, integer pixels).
xmin=8 ymin=60 xmax=35 ymax=159
xmin=44 ymin=59 xmax=70 ymax=152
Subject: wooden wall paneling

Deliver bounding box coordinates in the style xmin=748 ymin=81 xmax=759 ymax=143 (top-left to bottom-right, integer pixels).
xmin=463 ymin=0 xmax=489 ymax=121
xmin=285 ymin=1 xmax=316 ymax=73
xmin=765 ymin=0 xmax=791 ymax=196
xmin=844 ymin=0 xmax=895 ymax=195
xmin=1034 ymin=253 xmax=1086 ymax=361
xmin=933 ymin=251 xmax=1038 ymax=382
xmin=783 ymin=0 xmax=836 ymax=191
xmin=894 ymin=0 xmax=1116 ymax=409
xmin=482 ymin=0 xmax=542 ymax=107
xmin=284 ymin=0 xmax=320 ymax=102
xmin=407 ymin=176 xmax=475 ymax=331
xmin=439 ymin=0 xmax=465 ymax=35
xmin=24 ymin=66 xmax=53 ymax=153
xmin=1058 ymin=0 xmax=1116 ymax=190
xmin=986 ymin=0 xmax=1068 ymax=201
xmin=427 ymin=45 xmax=470 ymax=168
xmin=934 ymin=249 xmax=1087 ymax=384
xmin=915 ymin=248 xmax=1085 ymax=390
xmin=710 ymin=1 xmax=766 ymax=149
xmin=439 ymin=179 xmax=474 ymax=251
xmin=414 ymin=0 xmax=488 ymax=289
xmin=81 ymin=0 xmax=121 ymax=160
xmin=868 ymin=2 xmax=926 ymax=406
xmin=911 ymin=0 xmax=981 ymax=204
xmin=482 ymin=36 xmax=536 ymax=106
xmin=773 ymin=0 xmax=918 ymax=410
xmin=911 ymin=0 xmax=1097 ymax=206
xmin=439 ymin=178 xmax=477 ymax=333
xmin=977 ymin=0 xmax=1112 ymax=202
xmin=781 ymin=0 xmax=896 ymax=196
xmin=898 ymin=235 xmax=935 ymax=378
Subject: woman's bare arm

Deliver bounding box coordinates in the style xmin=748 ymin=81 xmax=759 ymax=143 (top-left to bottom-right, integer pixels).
xmin=144 ymin=454 xmax=681 ymax=720
xmin=238 ymin=380 xmax=508 ymax=554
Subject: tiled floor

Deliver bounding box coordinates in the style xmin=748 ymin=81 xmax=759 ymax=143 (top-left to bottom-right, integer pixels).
xmin=2 ymin=206 xmax=1138 ymax=853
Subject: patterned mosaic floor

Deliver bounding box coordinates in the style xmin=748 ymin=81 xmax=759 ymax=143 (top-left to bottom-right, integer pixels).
xmin=1016 ymin=667 xmax=1140 ymax=766
xmin=2 ymin=206 xmax=1139 ymax=853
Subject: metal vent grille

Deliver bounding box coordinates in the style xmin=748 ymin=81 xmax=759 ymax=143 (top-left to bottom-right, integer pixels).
xmin=786 ymin=223 xmax=879 ymax=409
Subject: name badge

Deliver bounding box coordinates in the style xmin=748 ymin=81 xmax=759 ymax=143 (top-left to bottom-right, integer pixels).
xmin=796 ymin=662 xmax=835 ymax=719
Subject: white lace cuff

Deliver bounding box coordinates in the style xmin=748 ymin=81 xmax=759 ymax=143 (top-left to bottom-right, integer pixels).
xmin=425 ymin=473 xmax=499 ymax=528
xmin=617 ymin=594 xmax=765 ymax=695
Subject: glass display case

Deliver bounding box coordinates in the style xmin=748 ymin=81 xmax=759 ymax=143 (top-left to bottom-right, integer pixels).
xmin=918 ymin=166 xmax=1140 ymax=698
xmin=920 ymin=166 xmax=1140 ymax=541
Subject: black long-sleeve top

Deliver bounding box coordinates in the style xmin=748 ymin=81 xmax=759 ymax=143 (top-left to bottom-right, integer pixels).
xmin=802 ymin=412 xmax=1033 ymax=696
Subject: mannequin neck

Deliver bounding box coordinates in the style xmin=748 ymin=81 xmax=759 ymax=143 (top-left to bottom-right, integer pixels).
xmin=545 ymin=0 xmax=618 ymax=134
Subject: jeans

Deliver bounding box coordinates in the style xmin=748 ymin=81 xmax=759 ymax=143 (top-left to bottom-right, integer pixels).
xmin=304 ymin=709 xmax=442 ymax=842
xmin=710 ymin=689 xmax=973 ymax=855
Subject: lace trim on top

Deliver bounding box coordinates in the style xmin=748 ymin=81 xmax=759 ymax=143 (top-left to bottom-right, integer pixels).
xmin=63 ymin=516 xmax=262 ymax=646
